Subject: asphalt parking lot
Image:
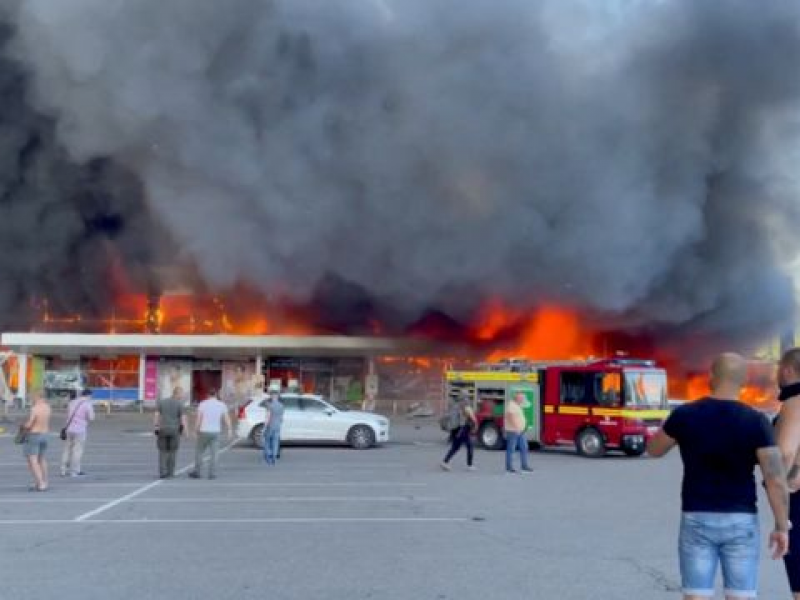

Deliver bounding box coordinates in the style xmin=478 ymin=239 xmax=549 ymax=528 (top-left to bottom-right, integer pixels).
xmin=0 ymin=413 xmax=791 ymax=599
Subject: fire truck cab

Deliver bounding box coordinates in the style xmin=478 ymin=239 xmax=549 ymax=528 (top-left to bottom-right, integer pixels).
xmin=445 ymin=357 xmax=669 ymax=458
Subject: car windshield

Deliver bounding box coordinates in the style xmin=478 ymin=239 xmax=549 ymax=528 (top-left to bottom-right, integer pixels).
xmin=624 ymin=370 xmax=668 ymax=408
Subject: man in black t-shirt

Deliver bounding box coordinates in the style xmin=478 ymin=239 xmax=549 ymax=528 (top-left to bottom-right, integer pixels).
xmin=648 ymin=353 xmax=789 ymax=600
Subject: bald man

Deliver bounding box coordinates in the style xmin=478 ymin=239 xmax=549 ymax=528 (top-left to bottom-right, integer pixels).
xmin=648 ymin=353 xmax=789 ymax=600
xmin=775 ymin=347 xmax=800 ymax=598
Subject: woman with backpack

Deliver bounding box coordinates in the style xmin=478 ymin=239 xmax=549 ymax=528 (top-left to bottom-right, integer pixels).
xmin=440 ymin=396 xmax=477 ymax=471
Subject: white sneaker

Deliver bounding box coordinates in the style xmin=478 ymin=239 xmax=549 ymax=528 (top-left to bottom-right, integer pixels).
xmin=440 ymin=462 xmax=451 ymax=471
xmin=467 ymin=466 xmax=477 ymax=471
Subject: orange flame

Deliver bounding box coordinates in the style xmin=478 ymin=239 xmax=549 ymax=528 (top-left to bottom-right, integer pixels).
xmin=473 ymin=304 xmax=597 ymax=361
xmin=683 ymin=367 xmax=778 ymax=410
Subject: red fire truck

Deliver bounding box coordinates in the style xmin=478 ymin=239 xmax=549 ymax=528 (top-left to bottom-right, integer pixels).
xmin=444 ymin=357 xmax=669 ymax=457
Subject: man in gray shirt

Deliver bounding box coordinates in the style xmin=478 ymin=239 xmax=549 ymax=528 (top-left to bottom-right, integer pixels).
xmin=263 ymin=393 xmax=284 ymax=465
xmin=154 ymin=386 xmax=188 ymax=479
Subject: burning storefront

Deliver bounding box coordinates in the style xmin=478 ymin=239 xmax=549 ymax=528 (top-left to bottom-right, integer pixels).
xmin=0 ymin=333 xmax=439 ymax=410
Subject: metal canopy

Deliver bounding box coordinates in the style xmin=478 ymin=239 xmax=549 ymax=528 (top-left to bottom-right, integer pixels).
xmin=0 ymin=333 xmax=432 ymax=359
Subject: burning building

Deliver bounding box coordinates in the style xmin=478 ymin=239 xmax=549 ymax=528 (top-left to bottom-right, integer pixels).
xmin=0 ymin=1 xmax=799 ymax=409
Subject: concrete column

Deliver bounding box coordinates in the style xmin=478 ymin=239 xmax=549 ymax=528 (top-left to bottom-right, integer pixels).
xmin=17 ymin=353 xmax=28 ymax=408
xmin=255 ymin=352 xmax=264 ymax=394
xmin=138 ymin=353 xmax=146 ymax=413
xmin=255 ymin=353 xmax=263 ymax=381
xmin=364 ymin=357 xmax=378 ymax=412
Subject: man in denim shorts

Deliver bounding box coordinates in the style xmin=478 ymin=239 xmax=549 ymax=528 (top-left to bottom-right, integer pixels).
xmin=21 ymin=392 xmax=52 ymax=492
xmin=648 ymin=353 xmax=790 ymax=599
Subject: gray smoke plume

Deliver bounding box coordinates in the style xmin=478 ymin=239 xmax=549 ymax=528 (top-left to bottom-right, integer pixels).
xmin=0 ymin=18 xmax=169 ymax=328
xmin=1 ymin=0 xmax=800 ymax=342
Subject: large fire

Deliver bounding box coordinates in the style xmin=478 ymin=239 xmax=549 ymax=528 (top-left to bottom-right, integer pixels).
xmin=685 ymin=364 xmax=779 ymax=411
xmin=469 ymin=301 xmax=780 ymax=409
xmin=29 ymin=289 xmax=781 ymax=409
xmin=36 ymin=291 xmax=314 ymax=336
xmin=472 ymin=304 xmax=597 ymax=361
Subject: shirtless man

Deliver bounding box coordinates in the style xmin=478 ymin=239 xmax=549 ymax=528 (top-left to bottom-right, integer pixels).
xmin=22 ymin=392 xmax=51 ymax=491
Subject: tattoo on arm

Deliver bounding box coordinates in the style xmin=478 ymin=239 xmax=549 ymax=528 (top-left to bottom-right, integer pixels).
xmin=763 ymin=447 xmax=787 ymax=481
xmin=789 ymin=464 xmax=800 ymax=482
xmin=759 ymin=447 xmax=791 ymax=532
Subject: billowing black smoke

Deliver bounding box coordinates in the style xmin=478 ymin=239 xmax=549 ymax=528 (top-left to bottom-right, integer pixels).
xmin=1 ymin=0 xmax=799 ymax=345
xmin=0 ymin=20 xmax=169 ymax=328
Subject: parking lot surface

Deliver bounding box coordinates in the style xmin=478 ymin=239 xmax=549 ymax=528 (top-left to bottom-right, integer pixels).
xmin=0 ymin=413 xmax=791 ymax=599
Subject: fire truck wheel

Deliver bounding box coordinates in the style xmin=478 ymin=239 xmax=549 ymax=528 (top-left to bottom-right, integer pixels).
xmin=251 ymin=424 xmax=265 ymax=450
xmin=576 ymin=428 xmax=606 ymax=458
xmin=348 ymin=425 xmax=376 ymax=449
xmin=478 ymin=422 xmax=505 ymax=451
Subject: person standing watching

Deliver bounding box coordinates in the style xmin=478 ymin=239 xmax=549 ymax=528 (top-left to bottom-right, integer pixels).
xmin=263 ymin=393 xmax=284 ymax=465
xmin=775 ymin=347 xmax=800 ymax=599
xmin=504 ymin=392 xmax=532 ymax=473
xmin=648 ymin=353 xmax=789 ymax=600
xmin=154 ymin=386 xmax=188 ymax=479
xmin=22 ymin=391 xmax=51 ymax=492
xmin=189 ymin=390 xmax=232 ymax=480
xmin=60 ymin=389 xmax=95 ymax=478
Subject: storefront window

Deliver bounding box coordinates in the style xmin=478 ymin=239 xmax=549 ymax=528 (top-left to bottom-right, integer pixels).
xmin=87 ymin=356 xmax=140 ymax=403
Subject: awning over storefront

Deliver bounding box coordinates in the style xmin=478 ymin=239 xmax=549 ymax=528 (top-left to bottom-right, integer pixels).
xmin=0 ymin=333 xmax=433 ymax=359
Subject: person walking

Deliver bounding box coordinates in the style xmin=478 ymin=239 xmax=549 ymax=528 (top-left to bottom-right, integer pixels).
xmin=648 ymin=353 xmax=789 ymax=600
xmin=189 ymin=390 xmax=232 ymax=480
xmin=21 ymin=392 xmax=51 ymax=492
xmin=60 ymin=389 xmax=95 ymax=477
xmin=774 ymin=347 xmax=800 ymax=599
xmin=504 ymin=392 xmax=532 ymax=473
xmin=154 ymin=386 xmax=188 ymax=479
xmin=263 ymin=392 xmax=284 ymax=465
xmin=440 ymin=395 xmax=477 ymax=471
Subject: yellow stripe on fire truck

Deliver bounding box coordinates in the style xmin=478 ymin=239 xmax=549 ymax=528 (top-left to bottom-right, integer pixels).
xmin=591 ymin=409 xmax=623 ymax=418
xmin=445 ymin=371 xmax=540 ymax=382
xmin=557 ymin=406 xmax=590 ymax=416
xmin=590 ymin=408 xmax=669 ymax=420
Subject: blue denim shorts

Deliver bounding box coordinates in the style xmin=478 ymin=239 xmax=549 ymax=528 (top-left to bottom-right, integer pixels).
xmin=679 ymin=512 xmax=759 ymax=598
xmin=23 ymin=433 xmax=48 ymax=457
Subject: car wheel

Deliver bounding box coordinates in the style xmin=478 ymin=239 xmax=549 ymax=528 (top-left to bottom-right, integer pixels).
xmin=251 ymin=424 xmax=265 ymax=449
xmin=348 ymin=425 xmax=376 ymax=449
xmin=576 ymin=428 xmax=606 ymax=458
xmin=478 ymin=422 xmax=504 ymax=450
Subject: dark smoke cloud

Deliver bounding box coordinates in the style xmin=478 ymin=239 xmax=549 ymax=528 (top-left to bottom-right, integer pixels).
xmin=1 ymin=0 xmax=799 ymax=341
xmin=0 ymin=18 xmax=169 ymax=328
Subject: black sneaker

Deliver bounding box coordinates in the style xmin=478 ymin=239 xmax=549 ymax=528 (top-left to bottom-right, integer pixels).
xmin=188 ymin=472 xmax=200 ymax=479
xmin=522 ymin=467 xmax=534 ymax=472
xmin=506 ymin=468 xmax=517 ymax=473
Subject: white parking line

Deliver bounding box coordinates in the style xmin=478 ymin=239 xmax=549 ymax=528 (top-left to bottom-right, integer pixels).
xmin=141 ymin=482 xmax=428 ymax=487
xmin=0 ymin=496 xmax=442 ymax=503
xmin=0 ymin=482 xmax=428 ymax=490
xmin=74 ymin=438 xmax=238 ymax=522
xmin=0 ymin=483 xmax=145 ymax=489
xmin=0 ymin=517 xmax=470 ymax=525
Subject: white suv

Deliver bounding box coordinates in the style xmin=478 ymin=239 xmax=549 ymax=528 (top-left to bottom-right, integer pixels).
xmin=236 ymin=394 xmax=390 ymax=450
